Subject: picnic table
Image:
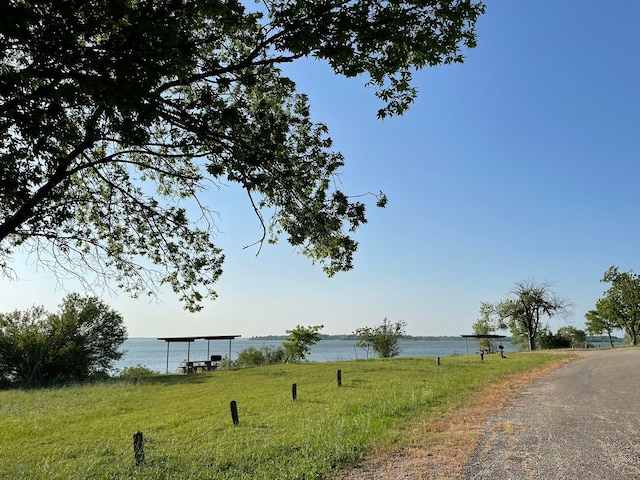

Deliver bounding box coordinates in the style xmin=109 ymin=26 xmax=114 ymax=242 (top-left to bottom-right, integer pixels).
xmin=179 ymin=355 xmax=222 ymax=374
xmin=157 ymin=335 xmax=240 ymax=374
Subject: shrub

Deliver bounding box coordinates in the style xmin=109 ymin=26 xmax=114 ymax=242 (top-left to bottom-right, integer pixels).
xmin=235 ymin=345 xmax=286 ymax=367
xmin=120 ymin=364 xmax=159 ymax=379
xmin=354 ymin=318 xmax=406 ymax=358
xmin=281 ymin=325 xmax=324 ymax=362
xmin=235 ymin=347 xmax=267 ymax=367
xmin=0 ymin=294 xmax=127 ymax=384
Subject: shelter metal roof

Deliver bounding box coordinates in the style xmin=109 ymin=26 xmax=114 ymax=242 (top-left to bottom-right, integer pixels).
xmin=158 ymin=335 xmax=241 ymax=342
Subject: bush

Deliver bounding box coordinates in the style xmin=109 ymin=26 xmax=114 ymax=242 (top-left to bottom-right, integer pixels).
xmin=538 ymin=329 xmax=571 ymax=349
xmin=0 ymin=294 xmax=127 ymax=384
xmin=354 ymin=318 xmax=406 ymax=358
xmin=235 ymin=347 xmax=267 ymax=367
xmin=234 ymin=326 xmax=323 ymax=368
xmin=235 ymin=345 xmax=285 ymax=367
xmin=120 ymin=364 xmax=159 ymax=379
xmin=538 ymin=326 xmax=587 ymax=350
xmin=281 ymin=325 xmax=323 ymax=363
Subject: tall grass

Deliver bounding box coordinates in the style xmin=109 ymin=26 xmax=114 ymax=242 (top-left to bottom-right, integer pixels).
xmin=0 ymin=353 xmax=564 ymax=479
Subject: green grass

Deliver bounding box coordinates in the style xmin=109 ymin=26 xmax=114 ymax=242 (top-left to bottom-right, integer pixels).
xmin=0 ymin=353 xmax=565 ymax=479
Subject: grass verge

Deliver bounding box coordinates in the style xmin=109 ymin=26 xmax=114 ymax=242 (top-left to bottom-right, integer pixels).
xmin=0 ymin=353 xmax=569 ymax=479
xmin=336 ymin=354 xmax=576 ymax=479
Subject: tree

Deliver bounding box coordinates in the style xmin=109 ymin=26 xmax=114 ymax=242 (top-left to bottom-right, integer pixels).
xmin=0 ymin=1 xmax=486 ymax=311
xmin=538 ymin=325 xmax=586 ymax=350
xmin=280 ymin=324 xmax=324 ymax=363
xmin=594 ymin=267 xmax=640 ymax=346
xmin=0 ymin=294 xmax=127 ymax=383
xmin=537 ymin=326 xmax=571 ymax=350
xmin=584 ymin=309 xmax=617 ymax=348
xmin=556 ymin=326 xmax=586 ymax=349
xmin=0 ymin=306 xmax=50 ymax=383
xmin=484 ymin=280 xmax=572 ymax=351
xmin=354 ymin=318 xmax=406 ymax=358
xmin=472 ymin=302 xmax=498 ymax=352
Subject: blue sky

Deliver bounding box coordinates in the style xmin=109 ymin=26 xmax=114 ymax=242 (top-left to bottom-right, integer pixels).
xmin=2 ymin=1 xmax=639 ymax=338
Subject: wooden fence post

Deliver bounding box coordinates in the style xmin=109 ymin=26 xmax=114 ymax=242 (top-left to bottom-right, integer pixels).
xmin=337 ymin=369 xmax=342 ymax=387
xmin=133 ymin=431 xmax=144 ymax=466
xmin=437 ymin=357 xmax=440 ymax=366
xmin=292 ymin=383 xmax=297 ymax=401
xmin=230 ymin=400 xmax=239 ymax=426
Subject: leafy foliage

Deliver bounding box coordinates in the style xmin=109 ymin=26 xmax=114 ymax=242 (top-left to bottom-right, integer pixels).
xmin=119 ymin=364 xmax=159 ymax=379
xmin=234 ymin=326 xmax=322 ymax=367
xmin=584 ymin=309 xmax=618 ymax=348
xmin=281 ymin=324 xmax=324 ymax=362
xmin=594 ymin=266 xmax=640 ymax=346
xmin=537 ymin=327 xmax=570 ymax=350
xmin=482 ymin=281 xmax=573 ymax=351
xmin=557 ymin=326 xmax=586 ymax=348
xmin=354 ymin=318 xmax=406 ymax=358
xmin=473 ymin=303 xmax=498 ymax=351
xmin=0 ymin=294 xmax=127 ymax=384
xmin=0 ymin=0 xmax=485 ymax=310
xmin=538 ymin=325 xmax=586 ymax=350
xmin=234 ymin=344 xmax=285 ymax=367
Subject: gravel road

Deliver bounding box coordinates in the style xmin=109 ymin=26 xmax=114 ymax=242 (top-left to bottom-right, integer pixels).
xmin=462 ymin=348 xmax=640 ymax=479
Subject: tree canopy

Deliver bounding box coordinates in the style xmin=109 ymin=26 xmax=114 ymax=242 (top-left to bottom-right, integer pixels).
xmin=594 ymin=266 xmax=640 ymax=346
xmin=473 ymin=302 xmax=499 ymax=351
xmin=0 ymin=0 xmax=485 ymax=310
xmin=482 ymin=280 xmax=572 ymax=351
xmin=538 ymin=325 xmax=586 ymax=350
xmin=281 ymin=324 xmax=324 ymax=362
xmin=0 ymin=293 xmax=127 ymax=384
xmin=354 ymin=317 xmax=406 ymax=358
xmin=584 ymin=309 xmax=617 ymax=348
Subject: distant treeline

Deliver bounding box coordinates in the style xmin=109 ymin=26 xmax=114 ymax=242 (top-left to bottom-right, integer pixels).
xmin=586 ymin=335 xmax=625 ymax=343
xmin=251 ymin=334 xmax=625 ymax=343
xmin=252 ymin=334 xmax=491 ymax=341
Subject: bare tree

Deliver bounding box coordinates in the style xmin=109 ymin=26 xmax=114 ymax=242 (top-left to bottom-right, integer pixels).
xmin=486 ymin=281 xmax=573 ymax=351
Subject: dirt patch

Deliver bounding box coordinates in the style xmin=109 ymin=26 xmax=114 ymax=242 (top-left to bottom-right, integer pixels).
xmin=336 ymin=356 xmax=576 ymax=480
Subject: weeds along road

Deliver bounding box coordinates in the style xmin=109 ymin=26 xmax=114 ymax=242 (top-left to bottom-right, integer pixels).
xmin=462 ymin=348 xmax=640 ymax=480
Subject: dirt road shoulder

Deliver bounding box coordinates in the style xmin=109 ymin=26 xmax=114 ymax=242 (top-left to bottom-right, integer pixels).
xmin=338 ymin=353 xmax=579 ymax=480
xmin=462 ymin=348 xmax=640 ymax=480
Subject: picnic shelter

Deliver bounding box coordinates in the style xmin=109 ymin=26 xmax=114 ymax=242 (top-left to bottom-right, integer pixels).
xmin=157 ymin=335 xmax=241 ymax=373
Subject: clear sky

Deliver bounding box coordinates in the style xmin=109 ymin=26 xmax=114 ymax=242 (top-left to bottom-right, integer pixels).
xmin=2 ymin=1 xmax=639 ymax=338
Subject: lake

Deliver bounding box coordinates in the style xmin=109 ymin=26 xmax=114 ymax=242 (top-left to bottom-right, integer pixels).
xmin=114 ymin=337 xmax=521 ymax=373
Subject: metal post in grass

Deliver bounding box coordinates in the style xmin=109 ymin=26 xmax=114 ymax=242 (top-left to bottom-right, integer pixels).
xmin=133 ymin=431 xmax=144 ymax=466
xmin=230 ymin=400 xmax=239 ymax=426
xmin=337 ymin=369 xmax=342 ymax=387
xmin=437 ymin=357 xmax=440 ymax=366
xmin=292 ymin=383 xmax=297 ymax=401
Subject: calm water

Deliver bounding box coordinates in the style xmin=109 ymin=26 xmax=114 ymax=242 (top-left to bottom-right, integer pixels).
xmin=114 ymin=337 xmax=520 ymax=374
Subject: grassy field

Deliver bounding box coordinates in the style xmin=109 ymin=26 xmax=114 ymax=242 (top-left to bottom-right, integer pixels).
xmin=0 ymin=353 xmax=566 ymax=479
